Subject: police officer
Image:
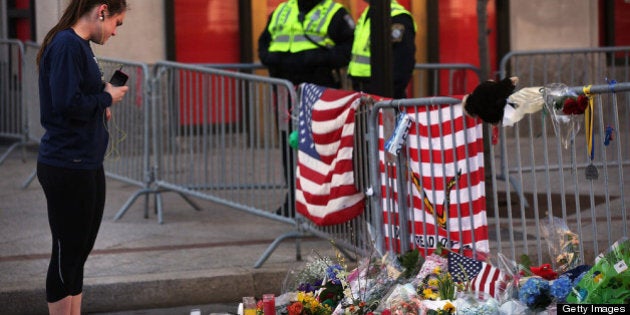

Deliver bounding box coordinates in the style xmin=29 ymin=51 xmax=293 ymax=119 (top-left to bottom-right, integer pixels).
xmin=348 ymin=0 xmax=416 ymax=99
xmin=258 ymin=0 xmax=355 ymax=89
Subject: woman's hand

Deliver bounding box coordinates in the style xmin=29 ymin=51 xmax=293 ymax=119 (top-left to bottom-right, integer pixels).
xmin=104 ymin=82 xmax=129 ymax=104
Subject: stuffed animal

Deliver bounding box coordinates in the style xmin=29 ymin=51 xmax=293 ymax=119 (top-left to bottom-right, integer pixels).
xmin=463 ymin=77 xmax=519 ymax=124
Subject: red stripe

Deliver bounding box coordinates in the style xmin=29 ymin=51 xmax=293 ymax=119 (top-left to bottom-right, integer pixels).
xmin=409 ymin=138 xmax=484 ymax=164
xmin=296 ymin=198 xmax=364 ymax=226
xmin=298 ymin=159 xmax=355 ymax=184
xmin=297 ymin=184 xmax=362 ymax=206
xmin=472 ymin=264 xmax=505 ymax=297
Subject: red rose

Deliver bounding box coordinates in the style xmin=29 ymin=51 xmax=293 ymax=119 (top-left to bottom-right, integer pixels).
xmin=562 ymin=97 xmax=579 ymax=115
xmin=576 ymin=94 xmax=589 ymax=114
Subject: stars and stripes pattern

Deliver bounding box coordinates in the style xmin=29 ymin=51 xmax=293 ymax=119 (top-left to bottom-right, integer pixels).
xmin=448 ymin=251 xmax=509 ymax=298
xmin=295 ymin=84 xmax=365 ymax=226
xmin=378 ymin=100 xmax=490 ymax=255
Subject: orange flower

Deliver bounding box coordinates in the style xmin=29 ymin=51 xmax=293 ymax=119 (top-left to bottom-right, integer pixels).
xmin=287 ymin=301 xmax=304 ymax=315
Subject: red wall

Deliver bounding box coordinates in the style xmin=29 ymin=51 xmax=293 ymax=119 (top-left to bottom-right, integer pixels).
xmin=174 ymin=0 xmax=240 ymax=63
xmin=438 ymin=0 xmax=497 ymax=94
xmin=614 ymin=0 xmax=630 ymax=46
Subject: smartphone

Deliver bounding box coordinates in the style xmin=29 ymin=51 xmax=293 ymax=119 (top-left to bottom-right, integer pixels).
xmin=109 ymin=69 xmax=129 ymax=86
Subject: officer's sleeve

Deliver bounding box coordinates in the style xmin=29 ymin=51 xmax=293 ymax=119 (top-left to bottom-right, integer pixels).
xmin=258 ymin=13 xmax=280 ymax=67
xmin=392 ymin=13 xmax=416 ymax=98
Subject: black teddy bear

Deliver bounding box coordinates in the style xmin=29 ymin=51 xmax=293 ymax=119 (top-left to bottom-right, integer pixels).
xmin=463 ymin=77 xmax=518 ymax=124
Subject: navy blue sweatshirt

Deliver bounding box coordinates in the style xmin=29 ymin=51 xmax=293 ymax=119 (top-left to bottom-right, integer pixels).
xmin=38 ymin=28 xmax=113 ymax=170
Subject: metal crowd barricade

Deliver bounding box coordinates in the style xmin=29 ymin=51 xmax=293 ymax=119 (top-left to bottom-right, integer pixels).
xmin=94 ymin=57 xmax=154 ymax=218
xmin=497 ymin=47 xmax=630 ymax=208
xmin=500 ymin=47 xmax=630 ymax=86
xmin=128 ymin=60 xmax=302 ymax=267
xmin=487 ymin=82 xmax=629 ymax=267
xmin=411 ymin=63 xmax=481 ymax=97
xmin=366 ymin=97 xmax=489 ymax=257
xmin=22 ymin=42 xmax=43 ymax=146
xmin=19 ymin=41 xmax=44 ymax=188
xmin=366 ymin=83 xmax=629 ymax=268
xmin=0 ymin=39 xmax=26 ymax=165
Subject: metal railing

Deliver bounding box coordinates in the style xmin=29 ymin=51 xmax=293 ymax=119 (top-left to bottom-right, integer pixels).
xmin=0 ymin=39 xmax=26 ymax=165
xmin=367 ymin=83 xmax=629 ymax=268
xmin=5 ymin=39 xmax=628 ymax=268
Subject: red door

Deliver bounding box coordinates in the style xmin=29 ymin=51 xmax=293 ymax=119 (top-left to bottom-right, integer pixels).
xmin=173 ymin=0 xmax=241 ymax=125
xmin=437 ymin=0 xmax=497 ymax=95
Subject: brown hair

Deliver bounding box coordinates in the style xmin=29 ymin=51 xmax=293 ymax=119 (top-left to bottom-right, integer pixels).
xmin=36 ymin=0 xmax=128 ymax=67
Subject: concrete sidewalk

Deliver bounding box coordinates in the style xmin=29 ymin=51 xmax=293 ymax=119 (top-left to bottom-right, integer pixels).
xmin=0 ymin=142 xmax=337 ymax=315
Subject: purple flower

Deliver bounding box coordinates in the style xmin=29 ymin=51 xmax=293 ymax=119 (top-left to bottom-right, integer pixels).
xmin=298 ymin=281 xmax=319 ymax=293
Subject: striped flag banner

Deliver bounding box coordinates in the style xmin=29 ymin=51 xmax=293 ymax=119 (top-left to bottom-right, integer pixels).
xmin=379 ymin=100 xmax=490 ymax=255
xmin=295 ymin=84 xmax=365 ymax=226
xmin=448 ymin=251 xmax=509 ymax=298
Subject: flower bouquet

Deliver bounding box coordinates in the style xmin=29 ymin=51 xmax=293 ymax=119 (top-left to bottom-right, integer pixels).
xmin=541 ymin=83 xmax=588 ymax=149
xmin=286 ymin=292 xmax=334 ymax=315
xmin=566 ymin=237 xmax=630 ymax=304
xmin=332 ymin=252 xmax=404 ymax=315
xmin=378 ymin=283 xmax=423 ymax=315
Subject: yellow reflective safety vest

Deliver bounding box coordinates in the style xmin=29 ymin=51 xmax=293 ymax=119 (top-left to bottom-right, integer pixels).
xmin=348 ymin=1 xmax=416 ymax=78
xmin=267 ymin=0 xmax=344 ymax=53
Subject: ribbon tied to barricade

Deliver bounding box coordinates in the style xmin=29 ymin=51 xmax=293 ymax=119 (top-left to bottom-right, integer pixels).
xmin=583 ymin=85 xmax=598 ymax=180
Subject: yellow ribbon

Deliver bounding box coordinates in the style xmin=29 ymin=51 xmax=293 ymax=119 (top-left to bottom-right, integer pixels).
xmin=583 ymin=85 xmax=594 ymax=160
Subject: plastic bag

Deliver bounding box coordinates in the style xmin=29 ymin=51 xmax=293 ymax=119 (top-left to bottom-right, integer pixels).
xmin=539 ymin=217 xmax=581 ymax=274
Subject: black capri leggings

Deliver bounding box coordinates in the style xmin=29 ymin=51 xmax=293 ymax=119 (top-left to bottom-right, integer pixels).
xmin=37 ymin=162 xmax=106 ymax=303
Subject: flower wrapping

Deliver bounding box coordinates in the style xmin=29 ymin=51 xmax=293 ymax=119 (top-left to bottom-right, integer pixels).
xmin=541 ymin=83 xmax=584 ymax=149
xmin=566 ymin=237 xmax=630 ymax=304
xmin=454 ymin=292 xmax=499 ymax=315
xmin=540 ymin=217 xmax=581 ymax=274
xmin=379 ymin=283 xmax=422 ymax=315
xmin=415 ymin=254 xmax=448 ymax=282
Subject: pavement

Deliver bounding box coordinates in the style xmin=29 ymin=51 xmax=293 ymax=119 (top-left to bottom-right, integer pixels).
xmin=2 ymin=138 xmax=628 ymax=315
xmin=0 ymin=141 xmax=338 ymax=315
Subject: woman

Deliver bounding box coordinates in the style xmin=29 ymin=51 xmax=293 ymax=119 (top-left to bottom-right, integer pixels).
xmin=36 ymin=1 xmax=128 ymax=314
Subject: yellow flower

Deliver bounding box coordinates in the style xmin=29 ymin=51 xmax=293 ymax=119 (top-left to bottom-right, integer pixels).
xmin=428 ymin=278 xmax=439 ymax=287
xmin=443 ymin=302 xmax=456 ymax=313
xmin=433 ymin=267 xmax=441 ymax=274
xmin=423 ymin=288 xmax=438 ymax=300
xmin=297 ymin=291 xmax=306 ymax=302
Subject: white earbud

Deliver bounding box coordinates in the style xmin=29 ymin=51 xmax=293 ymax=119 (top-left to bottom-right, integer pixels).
xmin=100 ymin=12 xmax=105 ymax=21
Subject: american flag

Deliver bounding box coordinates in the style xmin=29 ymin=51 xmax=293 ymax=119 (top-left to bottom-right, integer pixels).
xmin=295 ymin=84 xmax=365 ymax=226
xmin=447 ymin=251 xmax=509 ymax=298
xmin=379 ymin=100 xmax=490 ymax=255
